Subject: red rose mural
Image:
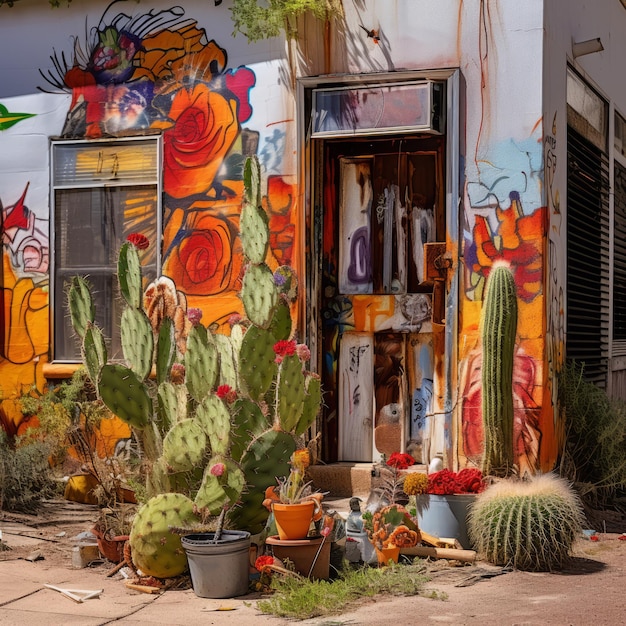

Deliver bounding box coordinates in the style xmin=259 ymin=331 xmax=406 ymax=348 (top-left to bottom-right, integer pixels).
xmin=162 ymin=84 xmax=239 ymax=198
xmin=163 ymin=205 xmax=242 ymax=296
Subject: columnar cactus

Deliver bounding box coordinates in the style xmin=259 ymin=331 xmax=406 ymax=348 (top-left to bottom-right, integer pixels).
xmin=68 ymin=155 xmax=322 ymax=576
xmin=480 ymin=263 xmax=517 ymax=477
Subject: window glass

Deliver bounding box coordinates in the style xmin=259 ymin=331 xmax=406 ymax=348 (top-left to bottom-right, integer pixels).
xmin=51 ymin=137 xmax=160 ymax=362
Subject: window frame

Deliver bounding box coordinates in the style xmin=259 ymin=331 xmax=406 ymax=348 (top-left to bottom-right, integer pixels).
xmin=49 ymin=134 xmax=162 ymax=364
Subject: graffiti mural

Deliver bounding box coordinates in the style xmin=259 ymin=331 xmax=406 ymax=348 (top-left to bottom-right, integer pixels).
xmin=1 ymin=2 xmax=296 ymax=444
xmin=0 ymin=93 xmax=69 ymax=433
xmin=39 ymin=1 xmax=296 ymax=328
xmin=459 ymin=190 xmax=546 ymax=474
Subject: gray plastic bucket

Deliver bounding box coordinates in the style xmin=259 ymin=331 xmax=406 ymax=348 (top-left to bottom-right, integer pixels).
xmin=182 ymin=531 xmax=251 ymax=598
xmin=415 ymin=494 xmax=476 ymax=549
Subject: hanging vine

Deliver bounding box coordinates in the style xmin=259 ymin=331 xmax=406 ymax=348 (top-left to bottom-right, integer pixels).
xmin=230 ymin=0 xmax=343 ymax=42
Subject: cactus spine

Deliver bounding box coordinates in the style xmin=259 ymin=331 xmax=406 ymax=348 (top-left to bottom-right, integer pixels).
xmin=480 ymin=263 xmax=517 ymax=476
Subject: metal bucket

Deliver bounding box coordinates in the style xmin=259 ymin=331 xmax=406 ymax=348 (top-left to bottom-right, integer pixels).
xmin=415 ymin=494 xmax=476 ymax=549
xmin=182 ymin=531 xmax=251 ymax=598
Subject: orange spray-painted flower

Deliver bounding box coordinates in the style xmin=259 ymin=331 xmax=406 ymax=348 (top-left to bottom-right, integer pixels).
xmin=162 ymin=84 xmax=239 ymax=198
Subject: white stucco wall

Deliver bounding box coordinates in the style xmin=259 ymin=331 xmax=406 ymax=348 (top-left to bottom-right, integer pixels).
xmin=543 ymin=0 xmax=626 ymax=402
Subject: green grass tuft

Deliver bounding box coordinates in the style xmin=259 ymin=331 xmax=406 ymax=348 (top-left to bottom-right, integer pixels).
xmin=257 ymin=559 xmax=435 ymax=619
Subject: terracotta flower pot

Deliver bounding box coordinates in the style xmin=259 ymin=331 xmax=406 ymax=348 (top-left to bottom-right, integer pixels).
xmin=375 ymin=545 xmax=400 ymax=565
xmin=96 ymin=532 xmax=129 ymax=563
xmin=92 ymin=524 xmax=128 ymax=564
xmin=265 ymin=535 xmax=331 ymax=580
xmin=272 ymin=501 xmax=315 ymax=540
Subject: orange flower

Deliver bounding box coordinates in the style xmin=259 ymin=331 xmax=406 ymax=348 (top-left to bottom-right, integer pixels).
xmin=291 ymin=449 xmax=310 ymax=471
xmin=161 ymin=84 xmax=239 ymax=198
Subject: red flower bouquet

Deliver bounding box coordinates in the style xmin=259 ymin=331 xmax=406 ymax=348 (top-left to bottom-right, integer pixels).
xmin=386 ymin=452 xmax=415 ymax=470
xmin=427 ymin=468 xmax=485 ymax=495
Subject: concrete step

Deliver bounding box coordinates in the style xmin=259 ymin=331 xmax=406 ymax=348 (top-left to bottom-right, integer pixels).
xmin=307 ymin=462 xmax=427 ymax=499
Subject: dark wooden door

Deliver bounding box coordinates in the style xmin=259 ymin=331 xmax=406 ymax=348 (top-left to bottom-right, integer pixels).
xmin=320 ymin=135 xmax=448 ymax=463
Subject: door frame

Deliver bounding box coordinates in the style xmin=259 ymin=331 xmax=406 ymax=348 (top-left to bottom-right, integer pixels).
xmin=297 ymin=69 xmax=461 ymax=465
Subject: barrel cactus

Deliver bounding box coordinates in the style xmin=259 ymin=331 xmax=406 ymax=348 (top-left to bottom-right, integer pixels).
xmin=480 ymin=263 xmax=517 ymax=477
xmin=68 ymin=155 xmax=322 ymax=575
xmin=468 ymin=473 xmax=584 ymax=571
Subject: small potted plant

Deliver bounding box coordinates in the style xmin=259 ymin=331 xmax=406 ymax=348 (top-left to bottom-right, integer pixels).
xmin=262 ymin=449 xmax=324 ymax=540
xmin=362 ymin=503 xmax=421 ymax=565
xmin=403 ymin=467 xmax=485 ymax=548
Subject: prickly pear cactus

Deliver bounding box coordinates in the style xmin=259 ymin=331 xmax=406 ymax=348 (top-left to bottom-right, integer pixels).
xmin=480 ymin=263 xmax=517 ymax=476
xmin=68 ymin=276 xmax=95 ymax=340
xmin=68 ymin=155 xmax=323 ymax=573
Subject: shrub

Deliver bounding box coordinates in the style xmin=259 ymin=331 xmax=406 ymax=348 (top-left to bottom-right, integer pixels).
xmin=558 ymin=360 xmax=626 ymax=507
xmin=0 ymin=431 xmax=58 ymax=513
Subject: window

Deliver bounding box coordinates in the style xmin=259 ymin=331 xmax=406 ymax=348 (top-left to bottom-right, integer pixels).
xmin=566 ymin=69 xmax=610 ymax=387
xmin=51 ymin=136 xmax=161 ymax=362
xmin=312 ymin=81 xmax=445 ymax=138
xmin=613 ymin=113 xmax=626 ymax=345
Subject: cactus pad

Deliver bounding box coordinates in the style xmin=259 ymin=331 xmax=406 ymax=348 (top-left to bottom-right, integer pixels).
xmin=228 ymin=430 xmax=296 ymax=533
xmin=238 ymin=326 xmax=277 ymax=401
xmin=240 ymin=201 xmax=269 ymax=264
xmin=129 ymin=493 xmax=199 ymax=578
xmin=162 ymin=419 xmax=208 ymax=473
xmin=214 ymin=333 xmax=238 ymax=389
xmin=68 ymin=276 xmax=95 ymax=339
xmin=98 ymin=364 xmax=152 ymax=429
xmin=241 ymin=264 xmax=278 ymax=328
xmin=195 ymin=394 xmax=232 ymax=455
xmin=243 ymin=154 xmax=261 ymax=208
xmin=121 ymin=307 xmax=154 ymax=380
xmin=82 ymin=325 xmax=107 ymax=385
xmin=185 ymin=324 xmax=219 ymax=402
xmin=118 ymin=241 xmax=142 ymax=308
xmin=296 ymin=375 xmax=322 ymax=436
xmin=194 ymin=459 xmax=245 ymax=514
xmin=230 ymin=398 xmax=271 ymax=462
xmin=269 ymin=300 xmax=292 ymax=341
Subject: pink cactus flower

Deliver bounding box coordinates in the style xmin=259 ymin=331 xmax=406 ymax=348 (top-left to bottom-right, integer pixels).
xmin=210 ymin=462 xmax=226 ymax=477
xmin=170 ymin=363 xmax=185 ymax=384
xmin=296 ymin=343 xmax=311 ymax=363
xmin=187 ymin=307 xmax=203 ymax=326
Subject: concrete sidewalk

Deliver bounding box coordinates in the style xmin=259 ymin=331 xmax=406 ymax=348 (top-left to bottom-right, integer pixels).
xmin=1 ymin=500 xmax=625 ymax=625
xmin=0 ymin=557 xmax=287 ymax=625
xmin=0 ymin=507 xmax=288 ymax=626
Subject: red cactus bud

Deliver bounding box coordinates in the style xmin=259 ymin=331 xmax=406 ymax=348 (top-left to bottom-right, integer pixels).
xmin=126 ymin=233 xmax=149 ymax=250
